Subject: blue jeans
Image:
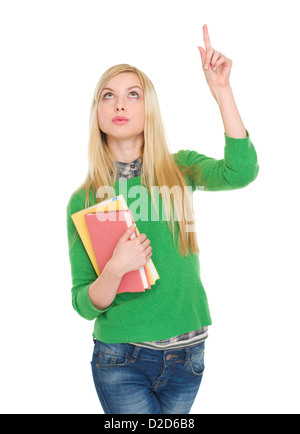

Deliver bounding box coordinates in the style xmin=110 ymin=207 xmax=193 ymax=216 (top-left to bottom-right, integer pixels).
xmin=91 ymin=338 xmax=205 ymax=414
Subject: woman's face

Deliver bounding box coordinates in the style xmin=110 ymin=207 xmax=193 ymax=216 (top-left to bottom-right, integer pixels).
xmin=98 ymin=72 xmax=145 ymax=143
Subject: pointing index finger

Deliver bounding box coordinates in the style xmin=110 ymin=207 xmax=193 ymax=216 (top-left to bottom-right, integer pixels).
xmin=203 ymin=24 xmax=211 ymax=50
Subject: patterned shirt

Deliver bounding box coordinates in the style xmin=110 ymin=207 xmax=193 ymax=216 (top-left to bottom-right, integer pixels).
xmin=114 ymin=156 xmax=208 ymax=350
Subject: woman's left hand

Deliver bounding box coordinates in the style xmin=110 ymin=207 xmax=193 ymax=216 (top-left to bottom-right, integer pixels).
xmin=198 ymin=24 xmax=233 ymax=97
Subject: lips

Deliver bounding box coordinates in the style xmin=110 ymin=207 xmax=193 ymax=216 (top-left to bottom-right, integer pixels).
xmin=112 ymin=116 xmax=129 ymax=121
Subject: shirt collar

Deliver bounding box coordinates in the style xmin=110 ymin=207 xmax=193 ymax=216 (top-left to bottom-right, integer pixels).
xmin=115 ymin=156 xmax=142 ymax=179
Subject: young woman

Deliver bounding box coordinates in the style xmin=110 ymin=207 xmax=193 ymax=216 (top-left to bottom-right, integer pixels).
xmin=66 ymin=25 xmax=259 ymax=414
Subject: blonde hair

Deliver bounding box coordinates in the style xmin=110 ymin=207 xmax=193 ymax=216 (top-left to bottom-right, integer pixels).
xmin=76 ymin=63 xmax=201 ymax=257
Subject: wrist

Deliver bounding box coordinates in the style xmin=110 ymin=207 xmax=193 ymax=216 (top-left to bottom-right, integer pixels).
xmin=106 ymin=259 xmax=124 ymax=279
xmin=211 ymin=84 xmax=233 ymax=104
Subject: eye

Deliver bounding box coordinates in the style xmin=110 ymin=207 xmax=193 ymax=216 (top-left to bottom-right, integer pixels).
xmin=103 ymin=92 xmax=113 ymax=98
xmin=129 ymin=91 xmax=139 ymax=97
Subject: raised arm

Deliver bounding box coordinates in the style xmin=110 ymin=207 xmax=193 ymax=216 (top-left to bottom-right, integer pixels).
xmin=198 ymin=24 xmax=247 ymax=139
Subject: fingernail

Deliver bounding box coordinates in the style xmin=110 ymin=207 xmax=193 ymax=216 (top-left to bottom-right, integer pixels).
xmin=204 ymin=64 xmax=209 ymax=69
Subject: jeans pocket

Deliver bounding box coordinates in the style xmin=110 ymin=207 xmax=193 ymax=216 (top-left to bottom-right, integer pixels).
xmin=94 ymin=340 xmax=129 ymax=368
xmin=188 ymin=342 xmax=205 ymax=377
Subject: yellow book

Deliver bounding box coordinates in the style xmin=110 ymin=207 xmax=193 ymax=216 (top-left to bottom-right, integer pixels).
xmin=71 ymin=194 xmax=159 ymax=284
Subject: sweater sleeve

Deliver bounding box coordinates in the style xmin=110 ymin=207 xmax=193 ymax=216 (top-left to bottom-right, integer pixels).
xmin=66 ymin=189 xmax=115 ymax=321
xmin=173 ymin=129 xmax=259 ymax=192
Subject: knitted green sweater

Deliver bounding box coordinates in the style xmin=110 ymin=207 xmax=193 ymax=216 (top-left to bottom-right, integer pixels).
xmin=66 ymin=130 xmax=259 ymax=343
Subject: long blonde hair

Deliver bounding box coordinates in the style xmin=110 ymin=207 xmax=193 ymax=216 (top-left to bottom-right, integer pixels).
xmin=76 ymin=63 xmax=201 ymax=257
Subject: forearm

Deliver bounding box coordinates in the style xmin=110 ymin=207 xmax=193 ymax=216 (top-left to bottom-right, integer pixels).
xmin=213 ymin=85 xmax=247 ymax=139
xmin=88 ymin=259 xmax=122 ymax=311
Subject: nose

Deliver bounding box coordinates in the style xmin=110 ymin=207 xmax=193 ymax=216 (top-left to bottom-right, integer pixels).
xmin=115 ymin=98 xmax=126 ymax=111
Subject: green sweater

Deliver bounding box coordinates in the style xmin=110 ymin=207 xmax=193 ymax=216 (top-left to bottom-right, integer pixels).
xmin=66 ymin=130 xmax=259 ymax=343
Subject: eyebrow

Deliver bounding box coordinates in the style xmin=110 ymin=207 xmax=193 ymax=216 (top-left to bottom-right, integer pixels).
xmin=102 ymin=86 xmax=143 ymax=93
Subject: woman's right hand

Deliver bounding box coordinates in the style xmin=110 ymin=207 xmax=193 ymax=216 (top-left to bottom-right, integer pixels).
xmin=109 ymin=225 xmax=152 ymax=278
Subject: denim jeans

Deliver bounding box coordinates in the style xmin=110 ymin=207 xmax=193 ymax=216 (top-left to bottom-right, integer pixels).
xmin=91 ymin=338 xmax=205 ymax=414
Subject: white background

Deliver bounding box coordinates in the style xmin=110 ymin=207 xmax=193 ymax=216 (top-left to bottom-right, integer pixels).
xmin=1 ymin=0 xmax=299 ymax=414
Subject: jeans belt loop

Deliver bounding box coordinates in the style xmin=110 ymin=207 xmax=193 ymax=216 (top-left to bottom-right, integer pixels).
xmin=130 ymin=345 xmax=141 ymax=363
xmin=184 ymin=347 xmax=191 ymax=366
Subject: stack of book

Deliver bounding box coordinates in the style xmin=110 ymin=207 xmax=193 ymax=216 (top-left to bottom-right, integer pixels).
xmin=71 ymin=194 xmax=159 ymax=294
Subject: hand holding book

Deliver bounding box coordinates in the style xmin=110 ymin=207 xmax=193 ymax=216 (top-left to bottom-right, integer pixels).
xmin=84 ymin=209 xmax=153 ymax=293
xmin=109 ymin=224 xmax=153 ymax=278
xmin=71 ymin=194 xmax=160 ymax=294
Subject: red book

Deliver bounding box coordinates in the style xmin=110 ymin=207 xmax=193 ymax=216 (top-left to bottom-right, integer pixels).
xmin=84 ymin=209 xmax=150 ymax=294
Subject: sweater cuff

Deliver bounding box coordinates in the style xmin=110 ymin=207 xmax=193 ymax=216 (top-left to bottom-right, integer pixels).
xmin=224 ymin=129 xmax=253 ymax=158
xmin=76 ymin=284 xmax=114 ymax=320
